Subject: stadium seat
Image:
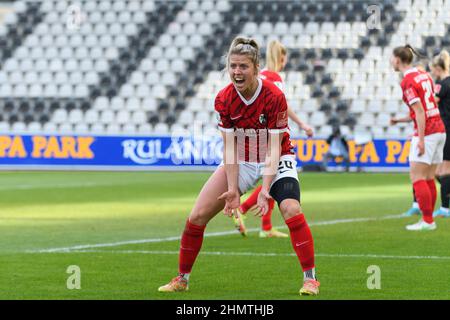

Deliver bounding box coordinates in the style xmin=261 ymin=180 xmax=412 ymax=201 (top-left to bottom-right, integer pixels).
xmin=153 ymin=123 xmax=169 ymax=134
xmin=0 ymin=0 xmax=440 ymax=139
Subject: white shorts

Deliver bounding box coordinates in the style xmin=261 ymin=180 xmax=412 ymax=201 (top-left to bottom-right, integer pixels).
xmin=409 ymin=132 xmax=446 ymax=165
xmin=219 ymin=155 xmax=299 ymax=194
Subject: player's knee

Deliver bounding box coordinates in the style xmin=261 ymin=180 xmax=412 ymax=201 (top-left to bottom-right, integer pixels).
xmin=410 ymin=173 xmax=425 ymax=183
xmin=189 ymin=207 xmax=211 ymax=225
xmin=279 ymin=199 xmax=301 ymax=219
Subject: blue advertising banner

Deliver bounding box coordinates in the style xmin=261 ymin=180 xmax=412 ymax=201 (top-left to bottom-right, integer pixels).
xmin=0 ymin=134 xmax=411 ymax=170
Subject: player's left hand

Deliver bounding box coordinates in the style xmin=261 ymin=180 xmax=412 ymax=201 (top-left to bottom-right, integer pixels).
xmin=218 ymin=189 xmax=240 ymax=218
xmin=255 ymin=188 xmax=272 ymax=217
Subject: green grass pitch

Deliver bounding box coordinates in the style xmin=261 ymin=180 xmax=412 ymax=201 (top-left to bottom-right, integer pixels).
xmin=1 ymin=171 xmax=450 ymax=300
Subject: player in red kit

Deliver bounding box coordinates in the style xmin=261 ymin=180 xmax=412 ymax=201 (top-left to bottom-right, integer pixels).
xmin=158 ymin=37 xmax=320 ymax=295
xmin=390 ymin=45 xmax=446 ymax=231
xmin=232 ymin=40 xmax=314 ymax=238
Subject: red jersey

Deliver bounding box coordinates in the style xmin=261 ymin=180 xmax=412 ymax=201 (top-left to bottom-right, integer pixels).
xmin=401 ymin=67 xmax=445 ymax=136
xmin=260 ymin=69 xmax=294 ymax=148
xmin=260 ymin=69 xmax=284 ymax=92
xmin=215 ymin=78 xmax=294 ymax=163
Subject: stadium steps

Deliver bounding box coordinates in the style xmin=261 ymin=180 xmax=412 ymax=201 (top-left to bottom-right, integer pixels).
xmin=174 ymin=0 xmax=402 ymax=134
xmin=0 ymin=97 xmax=90 ymax=132
xmin=86 ymin=1 xmax=186 ymax=107
xmin=0 ymin=1 xmax=186 ymax=134
xmin=141 ymin=2 xmax=236 ymax=128
xmin=284 ymin=0 xmax=402 ymax=132
xmin=0 ymin=2 xmax=43 ymax=68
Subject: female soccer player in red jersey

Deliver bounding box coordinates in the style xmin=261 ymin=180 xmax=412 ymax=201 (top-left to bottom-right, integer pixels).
xmin=158 ymin=37 xmax=320 ymax=295
xmin=390 ymin=45 xmax=446 ymax=230
xmin=232 ymin=40 xmax=314 ymax=238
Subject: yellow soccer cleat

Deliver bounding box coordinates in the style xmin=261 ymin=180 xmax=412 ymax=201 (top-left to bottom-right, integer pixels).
xmin=299 ymin=279 xmax=320 ymax=296
xmin=232 ymin=210 xmax=247 ymax=237
xmin=259 ymin=228 xmax=288 ymax=238
xmin=158 ymin=275 xmax=189 ymax=292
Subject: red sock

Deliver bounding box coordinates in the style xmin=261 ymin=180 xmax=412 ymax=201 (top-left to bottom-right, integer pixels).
xmin=239 ymin=185 xmax=262 ymax=213
xmin=179 ymin=220 xmax=206 ymax=274
xmin=286 ymin=214 xmax=315 ymax=271
xmin=413 ymin=180 xmax=434 ymax=224
xmin=427 ymin=179 xmax=437 ymax=211
xmin=261 ymin=198 xmax=275 ymax=231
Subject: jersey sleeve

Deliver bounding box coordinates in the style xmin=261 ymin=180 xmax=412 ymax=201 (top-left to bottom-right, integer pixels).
xmin=403 ymin=79 xmax=421 ymax=106
xmin=267 ymin=92 xmax=288 ymax=134
xmin=214 ymin=92 xmax=234 ymax=133
xmin=273 ymin=81 xmax=284 ymax=93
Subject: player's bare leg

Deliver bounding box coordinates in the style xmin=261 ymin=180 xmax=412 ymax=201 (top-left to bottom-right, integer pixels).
xmin=159 ymin=166 xmax=228 ymax=292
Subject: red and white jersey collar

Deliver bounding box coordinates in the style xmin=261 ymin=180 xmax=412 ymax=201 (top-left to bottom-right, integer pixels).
xmin=234 ymin=78 xmax=262 ymax=106
xmin=403 ymin=67 xmax=418 ymax=77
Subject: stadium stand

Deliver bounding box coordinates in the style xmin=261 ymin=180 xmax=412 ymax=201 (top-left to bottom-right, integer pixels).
xmin=0 ymin=0 xmax=449 ymax=138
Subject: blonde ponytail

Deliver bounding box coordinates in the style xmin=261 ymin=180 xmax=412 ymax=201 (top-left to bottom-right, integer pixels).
xmin=266 ymin=40 xmax=287 ymax=72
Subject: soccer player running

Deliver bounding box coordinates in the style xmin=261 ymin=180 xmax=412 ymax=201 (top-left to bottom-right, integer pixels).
xmin=390 ymin=45 xmax=446 ymax=231
xmin=429 ymin=50 xmax=450 ymax=217
xmin=232 ymin=40 xmax=314 ymax=238
xmin=158 ymin=37 xmax=320 ymax=295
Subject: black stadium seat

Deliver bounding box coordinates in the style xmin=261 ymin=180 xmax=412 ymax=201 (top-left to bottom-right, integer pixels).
xmin=336 ymin=101 xmax=349 ymax=113
xmin=149 ymin=114 xmax=160 ymax=126
xmin=328 ymin=115 xmax=341 ymax=127
xmin=320 ymin=102 xmax=332 ymax=113
xmin=174 ymin=101 xmax=186 ymax=112
xmin=312 ymin=85 xmax=324 ymax=98
xmin=165 ymin=113 xmax=177 ymax=126
xmin=321 ymin=74 xmax=333 ymax=86
xmin=9 ymin=114 xmax=19 ymax=124
xmin=328 ymin=87 xmax=341 ymax=99
xmin=337 ymin=49 xmax=349 ymax=60
xmin=39 ymin=114 xmax=50 ymax=124
xmin=353 ymin=48 xmax=365 ymax=60
xmin=1 ymin=0 xmax=443 ymax=138
xmin=24 ymin=113 xmax=34 ymax=124
xmin=344 ymin=115 xmax=357 ymax=127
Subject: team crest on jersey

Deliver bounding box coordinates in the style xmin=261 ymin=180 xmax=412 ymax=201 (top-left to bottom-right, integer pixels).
xmin=259 ymin=114 xmax=266 ymax=125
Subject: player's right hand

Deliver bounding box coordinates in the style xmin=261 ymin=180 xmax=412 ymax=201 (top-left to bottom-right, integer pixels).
xmin=390 ymin=118 xmax=397 ymax=125
xmin=218 ymin=190 xmax=240 ymax=218
xmin=255 ymin=188 xmax=272 ymax=217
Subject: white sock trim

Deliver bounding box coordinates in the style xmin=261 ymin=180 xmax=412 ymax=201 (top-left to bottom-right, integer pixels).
xmin=303 ymin=268 xmax=316 ymax=280
xmin=179 ymin=273 xmax=190 ymax=281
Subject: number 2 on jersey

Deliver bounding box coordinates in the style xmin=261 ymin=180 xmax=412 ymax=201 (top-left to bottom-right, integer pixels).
xmin=421 ymin=80 xmax=435 ymax=110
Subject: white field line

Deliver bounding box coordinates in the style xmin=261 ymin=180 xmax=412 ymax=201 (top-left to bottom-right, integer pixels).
xmin=0 ymin=181 xmax=142 ymax=191
xmin=27 ymin=214 xmax=403 ymax=253
xmin=63 ymin=249 xmax=450 ymax=261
